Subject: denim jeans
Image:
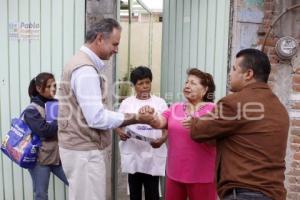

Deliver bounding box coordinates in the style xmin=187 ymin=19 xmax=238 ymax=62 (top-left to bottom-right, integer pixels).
xmin=28 ymin=163 xmax=68 ymax=200
xmin=223 ymin=188 xmax=272 ymax=200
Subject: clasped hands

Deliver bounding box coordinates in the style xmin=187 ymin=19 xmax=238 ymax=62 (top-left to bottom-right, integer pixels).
xmin=138 ymin=106 xmax=167 ymax=148
xmin=138 ymin=105 xmax=192 ymax=129
xmin=138 ymin=105 xmax=157 ymax=127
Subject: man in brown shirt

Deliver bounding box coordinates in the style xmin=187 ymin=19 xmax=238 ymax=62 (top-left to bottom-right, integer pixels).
xmin=184 ymin=49 xmax=289 ymax=200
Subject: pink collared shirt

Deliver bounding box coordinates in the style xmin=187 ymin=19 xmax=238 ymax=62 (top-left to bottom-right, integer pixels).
xmin=162 ymin=102 xmax=216 ymax=183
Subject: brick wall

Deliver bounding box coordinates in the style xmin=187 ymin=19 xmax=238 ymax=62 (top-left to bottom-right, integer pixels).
xmin=257 ymin=0 xmax=300 ymax=199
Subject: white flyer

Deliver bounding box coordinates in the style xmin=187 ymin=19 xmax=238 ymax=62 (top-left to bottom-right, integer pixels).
xmin=125 ymin=128 xmax=155 ymax=143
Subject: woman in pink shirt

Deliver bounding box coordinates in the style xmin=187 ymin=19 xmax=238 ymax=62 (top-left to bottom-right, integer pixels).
xmin=142 ymin=68 xmax=217 ymax=200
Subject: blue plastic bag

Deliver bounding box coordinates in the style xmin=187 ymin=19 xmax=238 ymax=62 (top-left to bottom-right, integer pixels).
xmin=1 ymin=109 xmax=41 ymax=169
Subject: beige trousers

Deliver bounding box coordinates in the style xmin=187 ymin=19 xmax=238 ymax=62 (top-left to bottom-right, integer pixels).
xmin=59 ymin=147 xmax=106 ymax=200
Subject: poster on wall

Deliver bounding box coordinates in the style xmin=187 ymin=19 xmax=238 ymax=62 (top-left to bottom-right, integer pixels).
xmin=8 ymin=22 xmax=40 ymax=40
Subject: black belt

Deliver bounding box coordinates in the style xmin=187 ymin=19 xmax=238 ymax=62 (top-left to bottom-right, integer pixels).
xmin=226 ymin=188 xmax=262 ymax=199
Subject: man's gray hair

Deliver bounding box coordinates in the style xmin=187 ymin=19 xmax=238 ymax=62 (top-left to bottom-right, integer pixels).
xmin=85 ymin=18 xmax=121 ymax=43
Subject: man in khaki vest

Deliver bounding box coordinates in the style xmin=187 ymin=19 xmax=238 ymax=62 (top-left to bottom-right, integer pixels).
xmin=57 ymin=18 xmax=152 ymax=200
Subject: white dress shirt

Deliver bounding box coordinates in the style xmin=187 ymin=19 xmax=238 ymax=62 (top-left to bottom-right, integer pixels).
xmin=70 ymin=46 xmax=124 ymax=130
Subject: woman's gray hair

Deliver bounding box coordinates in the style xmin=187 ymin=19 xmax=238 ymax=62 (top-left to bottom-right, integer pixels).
xmin=85 ymin=18 xmax=121 ymax=43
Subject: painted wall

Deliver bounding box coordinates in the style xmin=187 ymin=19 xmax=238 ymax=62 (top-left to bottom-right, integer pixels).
xmin=0 ymin=0 xmax=85 ymax=199
xmin=118 ymin=22 xmax=163 ymax=96
xmin=231 ymin=0 xmax=264 ymax=59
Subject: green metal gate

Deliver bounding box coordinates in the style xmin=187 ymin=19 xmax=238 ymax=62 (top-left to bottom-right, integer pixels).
xmin=0 ymin=0 xmax=85 ymax=199
xmin=161 ymin=0 xmax=231 ymax=102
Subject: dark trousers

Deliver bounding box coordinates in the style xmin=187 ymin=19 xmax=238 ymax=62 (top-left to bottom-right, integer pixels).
xmin=223 ymin=188 xmax=272 ymax=200
xmin=128 ymin=172 xmax=160 ymax=200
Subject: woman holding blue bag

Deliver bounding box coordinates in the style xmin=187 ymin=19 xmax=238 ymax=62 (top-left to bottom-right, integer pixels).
xmin=24 ymin=72 xmax=68 ymax=200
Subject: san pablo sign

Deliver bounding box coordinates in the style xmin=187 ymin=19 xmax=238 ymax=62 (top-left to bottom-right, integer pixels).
xmin=9 ymin=22 xmax=40 ymax=40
